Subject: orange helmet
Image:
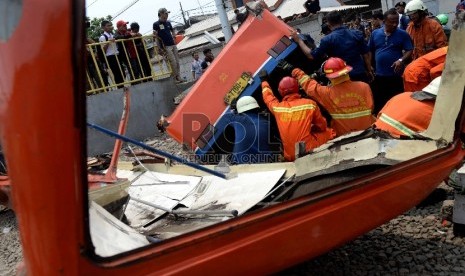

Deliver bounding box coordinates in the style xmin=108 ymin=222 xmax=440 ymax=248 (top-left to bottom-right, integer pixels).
xmin=278 ymin=77 xmax=299 ymax=97
xmin=323 ymin=57 xmax=353 ymax=79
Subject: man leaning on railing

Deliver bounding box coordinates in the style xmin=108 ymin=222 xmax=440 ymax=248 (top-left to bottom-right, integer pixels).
xmin=99 ymin=20 xmax=124 ymax=88
xmin=130 ymin=22 xmax=152 ymax=81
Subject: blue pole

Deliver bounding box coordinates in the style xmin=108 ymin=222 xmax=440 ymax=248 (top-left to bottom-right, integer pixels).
xmin=87 ymin=122 xmax=228 ymax=179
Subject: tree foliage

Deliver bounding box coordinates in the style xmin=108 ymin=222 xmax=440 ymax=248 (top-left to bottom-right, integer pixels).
xmin=86 ymin=15 xmax=113 ymax=42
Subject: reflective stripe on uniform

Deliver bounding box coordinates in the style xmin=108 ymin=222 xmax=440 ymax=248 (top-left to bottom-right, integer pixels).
xmin=262 ymin=86 xmax=273 ymax=94
xmin=272 ymin=104 xmax=316 ymax=113
xmin=379 ymin=113 xmax=416 ymax=137
xmin=297 ymin=75 xmax=311 ymax=86
xmin=330 ymin=109 xmax=372 ymax=119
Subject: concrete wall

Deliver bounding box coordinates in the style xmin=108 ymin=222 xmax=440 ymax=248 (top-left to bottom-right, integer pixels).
xmin=438 ymin=0 xmax=460 ymax=29
xmin=86 ymin=78 xmax=181 ymax=155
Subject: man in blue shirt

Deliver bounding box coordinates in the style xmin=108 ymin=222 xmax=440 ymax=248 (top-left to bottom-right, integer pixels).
xmin=291 ymin=11 xmax=374 ymax=83
xmin=153 ymin=8 xmax=183 ymax=83
xmin=369 ymin=8 xmax=413 ymax=114
xmin=225 ymin=96 xmax=280 ymax=164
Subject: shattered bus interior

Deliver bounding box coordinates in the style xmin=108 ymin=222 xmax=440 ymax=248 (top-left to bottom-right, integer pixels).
xmin=89 ymin=6 xmax=465 ymax=260
xmin=1 ymin=1 xmax=465 ymax=274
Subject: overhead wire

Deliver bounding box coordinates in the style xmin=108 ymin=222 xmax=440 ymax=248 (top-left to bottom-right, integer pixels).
xmin=86 ymin=0 xmax=100 ymax=8
xmin=112 ymin=0 xmax=141 ymax=20
xmin=111 ymin=0 xmax=217 ymax=36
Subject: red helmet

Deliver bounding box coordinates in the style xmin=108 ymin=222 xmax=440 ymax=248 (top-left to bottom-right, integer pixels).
xmin=278 ymin=77 xmax=299 ymax=97
xmin=323 ymin=57 xmax=352 ymax=79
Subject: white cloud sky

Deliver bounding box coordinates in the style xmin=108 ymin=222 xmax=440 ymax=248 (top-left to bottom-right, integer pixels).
xmin=86 ymin=0 xmax=216 ymax=34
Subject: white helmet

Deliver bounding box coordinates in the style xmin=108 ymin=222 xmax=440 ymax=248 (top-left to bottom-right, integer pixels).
xmin=236 ymin=96 xmax=259 ymax=113
xmin=422 ymin=76 xmax=441 ymax=96
xmin=405 ymin=0 xmax=427 ymax=15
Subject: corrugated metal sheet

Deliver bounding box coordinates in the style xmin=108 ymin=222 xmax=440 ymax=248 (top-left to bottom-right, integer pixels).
xmin=184 ymin=9 xmax=239 ymax=37
xmin=319 ymin=4 xmax=369 ymax=13
xmin=271 ymin=0 xmax=307 ymax=19
xmin=320 ymin=0 xmax=345 ymax=8
xmin=179 ymin=0 xmax=363 ymax=51
xmin=178 ymin=27 xmax=234 ymax=50
xmin=270 ymin=0 xmax=350 ymax=19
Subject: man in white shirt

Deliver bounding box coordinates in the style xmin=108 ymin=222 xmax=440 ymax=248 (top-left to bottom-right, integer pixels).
xmin=99 ymin=20 xmax=124 ymax=87
xmin=191 ymin=52 xmax=203 ymax=81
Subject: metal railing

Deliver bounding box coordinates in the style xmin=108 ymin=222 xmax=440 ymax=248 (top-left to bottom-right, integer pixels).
xmin=85 ymin=35 xmax=173 ymax=94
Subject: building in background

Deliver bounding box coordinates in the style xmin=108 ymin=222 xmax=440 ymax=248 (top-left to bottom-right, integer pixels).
xmin=176 ymin=0 xmax=364 ymax=81
xmin=175 ymin=0 xmax=457 ymax=81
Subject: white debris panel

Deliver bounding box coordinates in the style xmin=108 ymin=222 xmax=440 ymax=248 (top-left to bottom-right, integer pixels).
xmin=89 ymin=201 xmax=149 ymax=257
xmin=180 ymin=169 xmax=286 ymax=215
xmin=124 ymin=171 xmax=202 ymax=229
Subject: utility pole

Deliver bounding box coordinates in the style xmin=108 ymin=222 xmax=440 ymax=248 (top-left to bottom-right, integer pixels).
xmin=180 ymin=2 xmax=188 ymax=26
xmin=214 ymin=0 xmax=233 ymax=42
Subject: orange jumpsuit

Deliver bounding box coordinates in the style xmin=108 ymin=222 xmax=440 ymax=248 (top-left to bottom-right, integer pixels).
xmin=406 ymin=18 xmax=447 ymax=60
xmin=262 ymin=81 xmax=335 ymax=161
xmin=374 ymin=92 xmax=434 ymax=138
xmin=403 ymin=46 xmax=447 ymax=92
xmin=292 ymin=68 xmax=375 ymax=137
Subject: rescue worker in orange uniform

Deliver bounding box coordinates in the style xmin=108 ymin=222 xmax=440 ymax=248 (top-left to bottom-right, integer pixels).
xmin=405 ymin=0 xmax=447 ymax=60
xmin=278 ymin=58 xmax=374 ymax=137
xmin=260 ymin=70 xmax=335 ymax=161
xmin=403 ymin=46 xmax=447 ymax=92
xmin=374 ymin=76 xmax=441 ymax=138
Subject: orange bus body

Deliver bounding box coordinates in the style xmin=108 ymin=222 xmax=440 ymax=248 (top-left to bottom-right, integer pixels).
xmin=1 ymin=1 xmax=465 ymax=275
xmin=166 ymin=9 xmax=295 ymax=155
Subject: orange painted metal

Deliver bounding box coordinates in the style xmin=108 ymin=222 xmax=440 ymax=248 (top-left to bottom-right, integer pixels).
xmin=0 ymin=176 xmax=9 ymax=207
xmin=0 ymin=1 xmax=86 ymax=274
xmin=88 ymin=88 xmax=130 ymax=188
xmin=166 ymin=10 xmax=292 ymax=150
xmin=0 ymin=175 xmax=8 ymax=185
xmin=0 ymin=1 xmax=465 ymax=275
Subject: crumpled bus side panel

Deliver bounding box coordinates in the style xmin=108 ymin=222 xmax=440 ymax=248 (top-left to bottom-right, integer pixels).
xmin=167 ymin=10 xmax=293 ymax=152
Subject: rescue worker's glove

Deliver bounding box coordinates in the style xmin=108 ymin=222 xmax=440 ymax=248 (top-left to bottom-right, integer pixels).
xmin=277 ymin=60 xmax=294 ymax=75
xmin=258 ymin=69 xmax=269 ymax=82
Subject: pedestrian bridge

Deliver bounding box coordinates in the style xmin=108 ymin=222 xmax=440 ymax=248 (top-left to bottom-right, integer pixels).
xmin=85 ymin=35 xmax=173 ymax=95
xmin=85 ymin=36 xmax=186 ymax=155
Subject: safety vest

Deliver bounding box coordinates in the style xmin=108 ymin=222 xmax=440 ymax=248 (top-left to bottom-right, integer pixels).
xmin=293 ymin=69 xmax=375 ymax=137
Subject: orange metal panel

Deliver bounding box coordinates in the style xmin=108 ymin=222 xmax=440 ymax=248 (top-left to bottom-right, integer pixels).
xmin=166 ymin=10 xmax=292 ymax=150
xmin=0 ymin=0 xmax=86 ymax=274
xmin=1 ymin=1 xmax=465 ymax=275
xmin=75 ymin=144 xmax=464 ymax=275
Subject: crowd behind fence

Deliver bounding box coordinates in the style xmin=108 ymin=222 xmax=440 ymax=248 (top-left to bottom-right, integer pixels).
xmin=85 ymin=35 xmax=173 ymax=94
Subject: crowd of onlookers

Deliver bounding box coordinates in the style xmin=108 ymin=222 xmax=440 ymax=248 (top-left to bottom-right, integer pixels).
xmin=84 ymin=0 xmax=465 ymax=164
xmin=86 ymin=7 xmax=187 ymax=92
xmin=290 ymin=0 xmax=453 ymax=113
xmin=86 ymin=0 xmax=458 ymax=94
xmin=226 ymin=0 xmax=461 ymax=164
